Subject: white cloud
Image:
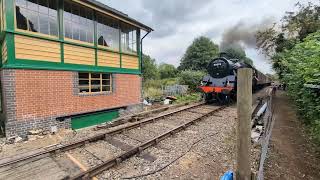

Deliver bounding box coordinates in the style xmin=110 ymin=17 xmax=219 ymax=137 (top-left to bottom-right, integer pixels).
xmin=98 ymin=0 xmax=319 ymax=73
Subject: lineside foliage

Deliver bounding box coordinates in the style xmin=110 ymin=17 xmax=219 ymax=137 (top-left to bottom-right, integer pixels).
xmin=276 ymin=32 xmax=320 ymax=144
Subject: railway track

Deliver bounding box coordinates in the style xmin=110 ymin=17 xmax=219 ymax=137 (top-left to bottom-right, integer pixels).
xmin=0 ymin=103 xmax=226 ymax=180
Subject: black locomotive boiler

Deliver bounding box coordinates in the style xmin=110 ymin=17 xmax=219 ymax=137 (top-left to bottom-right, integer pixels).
xmin=199 ymin=53 xmax=271 ymax=103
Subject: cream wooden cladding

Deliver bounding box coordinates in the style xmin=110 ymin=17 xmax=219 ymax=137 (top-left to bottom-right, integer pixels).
xmin=15 ymin=35 xmax=60 ymax=62
xmin=97 ymin=50 xmax=120 ymax=67
xmin=64 ymin=44 xmax=95 ymax=65
xmin=121 ymin=55 xmax=139 ymax=69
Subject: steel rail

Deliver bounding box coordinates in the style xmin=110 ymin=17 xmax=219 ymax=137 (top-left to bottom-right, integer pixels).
xmin=69 ymin=106 xmax=226 ymax=180
xmin=0 ymin=102 xmax=205 ymax=168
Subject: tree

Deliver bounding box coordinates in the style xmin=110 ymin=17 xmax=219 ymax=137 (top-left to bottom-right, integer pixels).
xmin=158 ymin=63 xmax=178 ymax=79
xmin=179 ymin=36 xmax=219 ymax=71
xmin=142 ymin=54 xmax=159 ymax=80
xmin=223 ymin=45 xmax=254 ymax=65
xmin=256 ymin=2 xmax=320 ymax=56
xmin=256 ymin=2 xmax=320 ymax=79
xmin=223 ymin=45 xmax=246 ymax=60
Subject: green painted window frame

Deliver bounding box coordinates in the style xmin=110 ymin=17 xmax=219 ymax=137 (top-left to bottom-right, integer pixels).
xmin=1 ymin=0 xmax=142 ymax=75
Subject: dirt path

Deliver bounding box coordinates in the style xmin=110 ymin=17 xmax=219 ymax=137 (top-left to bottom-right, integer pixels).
xmin=265 ymin=91 xmax=320 ymax=180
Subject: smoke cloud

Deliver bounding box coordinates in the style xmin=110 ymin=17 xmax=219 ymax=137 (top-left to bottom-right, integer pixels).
xmin=220 ymin=18 xmax=274 ymax=51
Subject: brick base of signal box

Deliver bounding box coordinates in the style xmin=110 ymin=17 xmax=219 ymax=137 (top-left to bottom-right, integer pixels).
xmin=0 ymin=69 xmax=142 ymax=137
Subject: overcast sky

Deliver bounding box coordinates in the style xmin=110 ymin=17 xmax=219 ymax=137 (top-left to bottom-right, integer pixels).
xmin=99 ymin=0 xmax=317 ymax=74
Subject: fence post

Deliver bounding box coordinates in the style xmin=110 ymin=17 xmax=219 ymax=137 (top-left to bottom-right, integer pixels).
xmin=236 ymin=68 xmax=252 ymax=180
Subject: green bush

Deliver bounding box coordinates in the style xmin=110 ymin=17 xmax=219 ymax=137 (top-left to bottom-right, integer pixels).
xmin=175 ymin=93 xmax=202 ymax=104
xmin=279 ymin=32 xmax=320 ymax=144
xmin=178 ymin=70 xmax=206 ymax=92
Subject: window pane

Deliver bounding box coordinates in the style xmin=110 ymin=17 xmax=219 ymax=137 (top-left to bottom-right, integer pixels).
xmin=16 ymin=0 xmax=57 ymax=36
xmin=79 ymin=86 xmax=89 ymax=93
xmin=72 ymin=26 xmax=80 ymax=40
xmin=63 ymin=1 xmax=94 ymax=43
xmin=39 ymin=14 xmax=49 ymax=34
xmin=102 ymin=74 xmax=110 ymax=79
xmin=121 ymin=24 xmax=137 ymax=53
xmin=16 ymin=0 xmax=27 ymax=8
xmin=16 ymin=7 xmax=28 ymax=30
xmin=48 ymin=0 xmax=57 ymax=17
xmin=91 ymin=85 xmax=101 ymax=92
xmin=80 ymin=29 xmax=86 ymax=42
xmin=91 ymin=73 xmax=100 ymax=79
xmin=102 ymin=80 xmax=111 ymax=85
xmin=64 ymin=21 xmax=72 ymax=38
xmin=97 ymin=13 xmax=119 ymax=50
xmin=64 ymin=1 xmax=72 ymax=20
xmin=102 ymin=86 xmax=111 ymax=92
xmin=27 ymin=0 xmax=38 ymax=11
xmin=28 ymin=10 xmax=39 ymax=32
xmin=38 ymin=0 xmax=48 ymax=14
xmin=79 ymin=73 xmax=89 ymax=79
xmin=49 ymin=17 xmax=58 ymax=36
xmin=91 ymin=80 xmax=100 ymax=86
xmin=79 ymin=80 xmax=89 ymax=85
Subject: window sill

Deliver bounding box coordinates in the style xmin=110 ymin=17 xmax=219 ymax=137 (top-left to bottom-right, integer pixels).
xmin=64 ymin=38 xmax=94 ymax=47
xmin=121 ymin=51 xmax=138 ymax=57
xmin=97 ymin=45 xmax=119 ymax=53
xmin=15 ymin=29 xmax=59 ymax=41
xmin=78 ymin=91 xmax=113 ymax=97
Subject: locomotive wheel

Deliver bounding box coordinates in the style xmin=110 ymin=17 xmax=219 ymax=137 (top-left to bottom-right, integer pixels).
xmin=204 ymin=93 xmax=213 ymax=103
xmin=216 ymin=93 xmax=231 ymax=105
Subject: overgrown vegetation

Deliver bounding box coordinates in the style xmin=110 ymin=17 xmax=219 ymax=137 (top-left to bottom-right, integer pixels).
xmin=256 ymin=2 xmax=320 ymax=144
xmin=142 ymin=36 xmax=220 ymax=102
xmin=178 ymin=70 xmax=206 ymax=91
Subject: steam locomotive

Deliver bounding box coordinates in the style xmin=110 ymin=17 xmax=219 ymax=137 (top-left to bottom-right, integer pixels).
xmin=200 ymin=53 xmax=271 ymax=103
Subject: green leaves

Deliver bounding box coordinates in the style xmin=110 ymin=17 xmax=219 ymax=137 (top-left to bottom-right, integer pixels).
xmin=280 ymin=31 xmax=320 ymax=144
xmin=179 ymin=36 xmax=219 ymax=71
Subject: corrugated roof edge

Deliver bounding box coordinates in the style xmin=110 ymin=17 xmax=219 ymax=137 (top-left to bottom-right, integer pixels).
xmin=83 ymin=0 xmax=153 ymax=32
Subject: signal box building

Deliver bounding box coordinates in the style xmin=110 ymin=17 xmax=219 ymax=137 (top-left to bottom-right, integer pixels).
xmin=0 ymin=0 xmax=152 ymax=137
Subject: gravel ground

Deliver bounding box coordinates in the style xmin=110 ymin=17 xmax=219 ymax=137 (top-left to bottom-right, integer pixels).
xmin=97 ymin=107 xmax=238 ymax=179
xmin=0 ymin=99 xmax=266 ymax=180
xmin=0 ymin=103 xmax=201 ymax=158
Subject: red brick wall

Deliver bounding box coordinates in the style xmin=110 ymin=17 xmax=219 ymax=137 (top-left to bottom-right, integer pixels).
xmin=14 ymin=70 xmax=141 ymax=121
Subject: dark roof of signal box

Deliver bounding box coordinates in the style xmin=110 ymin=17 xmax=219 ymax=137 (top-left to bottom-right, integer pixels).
xmin=83 ymin=0 xmax=153 ymax=32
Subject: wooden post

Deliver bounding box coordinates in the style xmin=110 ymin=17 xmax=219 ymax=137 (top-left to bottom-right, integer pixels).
xmin=236 ymin=68 xmax=252 ymax=180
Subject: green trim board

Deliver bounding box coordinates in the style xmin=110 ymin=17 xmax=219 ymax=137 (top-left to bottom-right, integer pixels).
xmin=5 ymin=32 xmax=14 ymax=63
xmin=4 ymin=0 xmax=14 ymax=31
xmin=71 ymin=110 xmax=119 ymax=130
xmin=2 ymin=59 xmax=142 ymax=74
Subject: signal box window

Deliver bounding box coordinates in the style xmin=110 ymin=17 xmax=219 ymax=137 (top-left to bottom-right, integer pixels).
xmin=15 ymin=0 xmax=58 ymax=36
xmin=97 ymin=13 xmax=119 ymax=50
xmin=64 ymin=1 xmax=94 ymax=43
xmin=121 ymin=24 xmax=137 ymax=54
xmin=78 ymin=73 xmax=112 ymax=94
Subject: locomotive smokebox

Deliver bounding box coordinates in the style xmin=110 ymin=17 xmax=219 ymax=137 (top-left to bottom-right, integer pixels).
xmin=207 ymin=57 xmax=233 ymax=78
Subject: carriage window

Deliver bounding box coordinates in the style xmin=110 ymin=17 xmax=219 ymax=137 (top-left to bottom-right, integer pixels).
xmin=78 ymin=72 xmax=112 ymax=94
xmin=97 ymin=13 xmax=119 ymax=50
xmin=15 ymin=0 xmax=58 ymax=36
xmin=121 ymin=24 xmax=137 ymax=54
xmin=64 ymin=1 xmax=94 ymax=43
